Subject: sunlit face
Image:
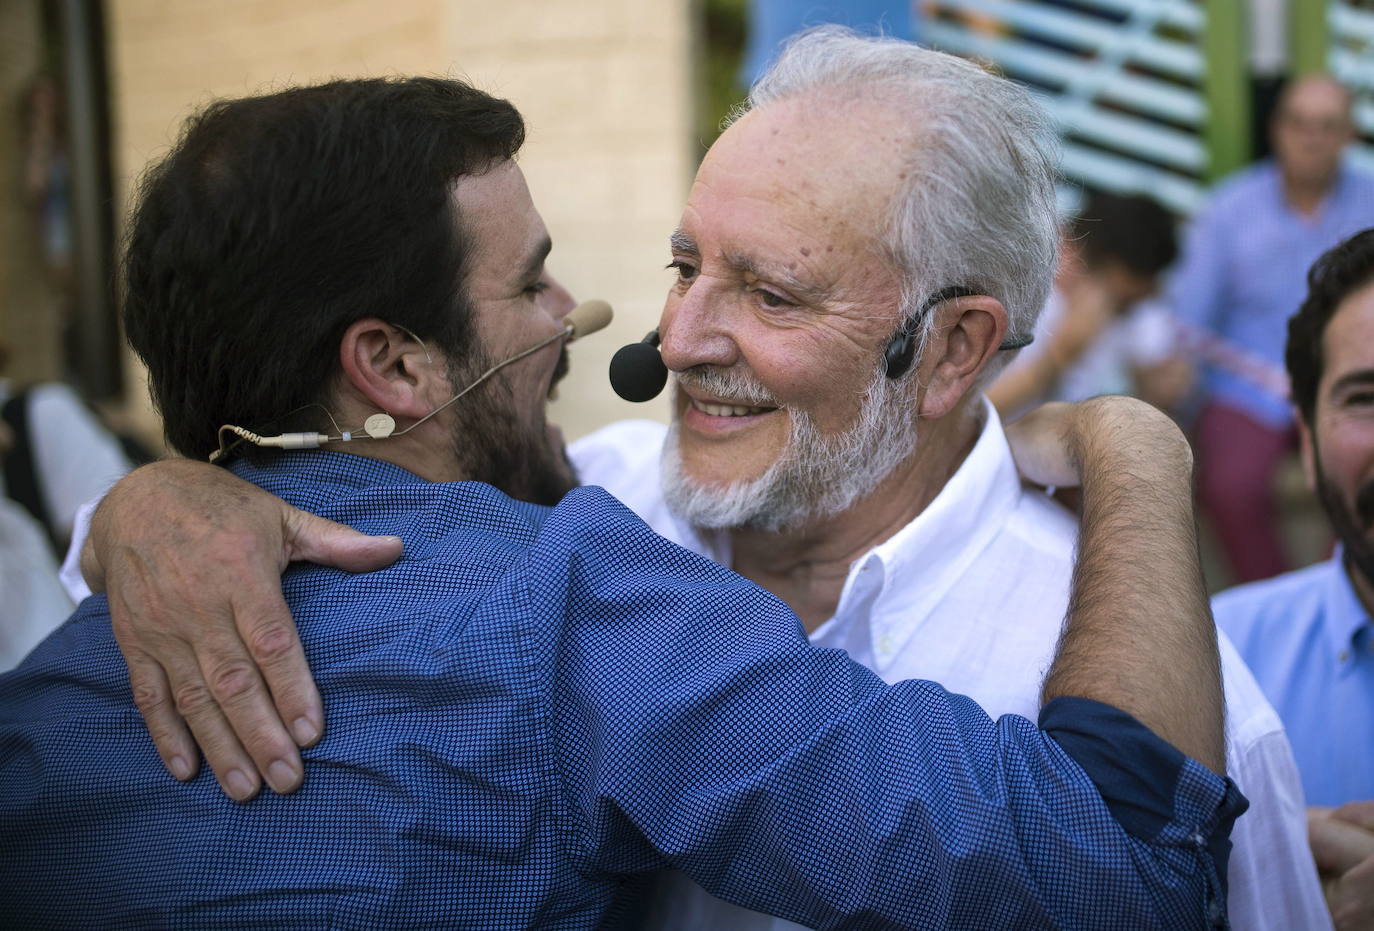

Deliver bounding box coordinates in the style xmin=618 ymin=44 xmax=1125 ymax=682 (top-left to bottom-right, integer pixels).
xmin=1302 ymin=280 xmax=1374 ymax=589
xmin=1272 ymin=78 xmax=1354 ymax=188
xmin=448 ymin=159 xmax=579 ymax=504
xmin=657 ymin=94 xmax=921 ymax=529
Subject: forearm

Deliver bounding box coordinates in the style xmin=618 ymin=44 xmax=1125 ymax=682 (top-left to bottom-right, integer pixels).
xmin=1041 ymin=399 xmax=1224 ymax=774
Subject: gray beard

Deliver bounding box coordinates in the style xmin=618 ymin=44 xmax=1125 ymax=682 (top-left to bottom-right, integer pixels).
xmin=660 ymin=363 xmax=918 ymax=533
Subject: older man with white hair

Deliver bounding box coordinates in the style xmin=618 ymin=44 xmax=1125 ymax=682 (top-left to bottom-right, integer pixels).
xmin=570 ymin=30 xmax=1327 ymax=930
xmin=66 ymin=29 xmax=1323 ymax=929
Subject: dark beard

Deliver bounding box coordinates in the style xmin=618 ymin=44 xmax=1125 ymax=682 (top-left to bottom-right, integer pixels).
xmin=447 ymin=348 xmax=579 ymax=506
xmin=1312 ymin=443 xmax=1374 ymax=591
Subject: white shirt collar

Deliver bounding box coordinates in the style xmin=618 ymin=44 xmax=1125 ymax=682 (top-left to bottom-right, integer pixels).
xmin=811 ymin=397 xmax=1023 ymax=664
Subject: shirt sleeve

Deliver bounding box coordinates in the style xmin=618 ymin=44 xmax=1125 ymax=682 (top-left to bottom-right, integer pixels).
xmin=537 ymin=488 xmax=1247 ymax=931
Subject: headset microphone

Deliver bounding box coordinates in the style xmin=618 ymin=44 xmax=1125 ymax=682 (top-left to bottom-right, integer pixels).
xmin=609 ymin=330 xmax=669 ymax=402
xmin=211 ymin=299 xmax=614 ymax=463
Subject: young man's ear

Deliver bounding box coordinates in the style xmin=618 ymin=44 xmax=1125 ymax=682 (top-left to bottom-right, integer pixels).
xmin=917 ymin=295 xmax=1009 ymax=419
xmin=339 ymin=319 xmax=444 ymax=419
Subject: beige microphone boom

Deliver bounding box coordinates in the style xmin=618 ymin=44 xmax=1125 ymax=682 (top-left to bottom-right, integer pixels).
xmin=566 ymin=300 xmax=613 ymax=340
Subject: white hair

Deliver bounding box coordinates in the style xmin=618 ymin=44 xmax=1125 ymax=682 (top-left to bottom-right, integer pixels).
xmin=738 ymin=27 xmax=1060 ymax=353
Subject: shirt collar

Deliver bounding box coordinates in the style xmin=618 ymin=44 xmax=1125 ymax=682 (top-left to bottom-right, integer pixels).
xmin=817 ymin=397 xmax=1022 ymax=656
xmin=229 ymin=449 xmax=430 ymax=512
xmin=1323 ymin=548 xmax=1374 ymax=661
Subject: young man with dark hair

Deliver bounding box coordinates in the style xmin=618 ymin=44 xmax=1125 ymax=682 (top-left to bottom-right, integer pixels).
xmin=1217 ymin=228 xmax=1374 ymax=927
xmin=0 ymin=76 xmax=1247 ymax=927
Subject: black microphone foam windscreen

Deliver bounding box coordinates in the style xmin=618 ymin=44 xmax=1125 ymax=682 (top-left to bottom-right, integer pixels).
xmin=609 ymin=342 xmax=669 ymax=402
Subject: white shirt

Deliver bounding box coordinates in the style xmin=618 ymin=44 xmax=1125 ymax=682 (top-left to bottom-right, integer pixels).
xmin=569 ymin=404 xmax=1330 ymax=931
xmin=0 ymin=497 xmax=74 ymax=671
xmin=0 ymin=381 xmax=133 ymax=544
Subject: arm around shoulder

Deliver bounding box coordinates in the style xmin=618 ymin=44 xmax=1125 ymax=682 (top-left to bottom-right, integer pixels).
xmin=538 ymin=487 xmax=1244 ymax=929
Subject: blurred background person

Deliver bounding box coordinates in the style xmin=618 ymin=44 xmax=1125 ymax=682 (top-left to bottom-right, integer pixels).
xmin=0 ymin=337 xmax=130 ymax=668
xmin=1172 ymin=75 xmax=1374 ymax=584
xmin=0 ymin=409 xmax=73 ymax=672
xmin=0 ymin=378 xmax=134 ymax=557
xmin=989 ymin=192 xmax=1189 ymax=418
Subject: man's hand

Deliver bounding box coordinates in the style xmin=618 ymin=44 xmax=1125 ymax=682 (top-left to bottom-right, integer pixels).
xmin=1004 ymin=401 xmax=1081 ymax=489
xmin=1310 ymin=804 xmax=1374 ymax=929
xmin=88 ymin=459 xmax=402 ymax=801
xmin=1004 ymin=397 xmax=1193 ymax=489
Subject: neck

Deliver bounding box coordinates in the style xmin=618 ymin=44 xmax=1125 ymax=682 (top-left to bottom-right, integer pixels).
xmin=324 ymin=398 xmax=464 ymax=483
xmin=1282 ymin=167 xmax=1338 ymax=216
xmin=728 ymin=400 xmax=985 ymax=632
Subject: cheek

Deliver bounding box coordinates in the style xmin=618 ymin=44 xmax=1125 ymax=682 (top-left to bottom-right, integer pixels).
xmin=744 ymin=326 xmax=880 ymax=426
xmin=1317 ymin=418 xmax=1374 ymax=489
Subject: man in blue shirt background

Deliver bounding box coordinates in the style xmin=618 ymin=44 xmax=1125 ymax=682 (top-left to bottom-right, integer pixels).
xmin=2 ymin=76 xmax=1243 ymax=928
xmin=1172 ymin=75 xmax=1374 ymax=584
xmin=1216 ymin=228 xmax=1374 ymax=926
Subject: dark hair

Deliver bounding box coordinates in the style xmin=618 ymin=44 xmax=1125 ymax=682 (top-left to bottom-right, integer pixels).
xmin=123 ymin=77 xmax=525 ymax=460
xmin=1069 ymin=192 xmax=1178 ymax=278
xmin=1287 ymin=228 xmax=1374 ymax=423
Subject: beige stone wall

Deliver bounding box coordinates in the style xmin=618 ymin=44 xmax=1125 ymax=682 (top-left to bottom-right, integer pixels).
xmin=0 ymin=0 xmax=65 ymax=389
xmin=107 ymin=0 xmax=691 ymax=450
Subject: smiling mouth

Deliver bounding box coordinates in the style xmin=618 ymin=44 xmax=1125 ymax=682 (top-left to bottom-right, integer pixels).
xmin=689 ymin=398 xmax=777 ymax=417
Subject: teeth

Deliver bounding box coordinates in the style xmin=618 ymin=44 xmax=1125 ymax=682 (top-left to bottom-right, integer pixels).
xmin=693 ymin=400 xmax=770 ymax=417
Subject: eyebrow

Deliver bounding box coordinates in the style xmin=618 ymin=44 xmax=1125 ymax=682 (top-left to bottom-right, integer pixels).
xmin=1330 ymin=368 xmax=1374 ymax=394
xmin=669 ymin=228 xmax=826 ymax=300
xmin=515 ymin=236 xmax=553 ymax=285
xmin=670 ymin=229 xmax=699 ymax=257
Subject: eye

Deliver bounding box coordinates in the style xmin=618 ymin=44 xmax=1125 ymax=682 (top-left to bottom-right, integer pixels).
xmin=753 ymin=287 xmax=795 ymax=310
xmin=523 ymin=280 xmax=550 ymax=299
xmin=667 ymin=260 xmax=698 ymax=283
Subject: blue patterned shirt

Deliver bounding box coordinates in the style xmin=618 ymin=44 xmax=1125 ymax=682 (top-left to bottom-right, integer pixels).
xmin=1 ymin=451 xmax=1244 ymax=929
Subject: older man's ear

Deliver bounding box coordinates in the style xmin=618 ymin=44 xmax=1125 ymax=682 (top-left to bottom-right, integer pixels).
xmin=916 ymin=295 xmax=1010 ymax=419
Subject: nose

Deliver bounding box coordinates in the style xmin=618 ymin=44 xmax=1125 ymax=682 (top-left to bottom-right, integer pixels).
xmin=545 ymin=274 xmax=576 ymax=325
xmin=658 ymin=276 xmax=739 ymax=373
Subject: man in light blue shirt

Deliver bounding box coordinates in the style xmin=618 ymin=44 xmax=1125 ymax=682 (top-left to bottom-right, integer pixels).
xmin=1216 ymin=227 xmax=1374 ymax=925
xmin=1173 ymin=76 xmax=1374 ymax=583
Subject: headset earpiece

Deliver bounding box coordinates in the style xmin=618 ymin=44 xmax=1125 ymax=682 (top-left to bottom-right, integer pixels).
xmin=883 ymin=285 xmax=1033 ymax=380
xmin=884 ymin=327 xmax=918 ymax=380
